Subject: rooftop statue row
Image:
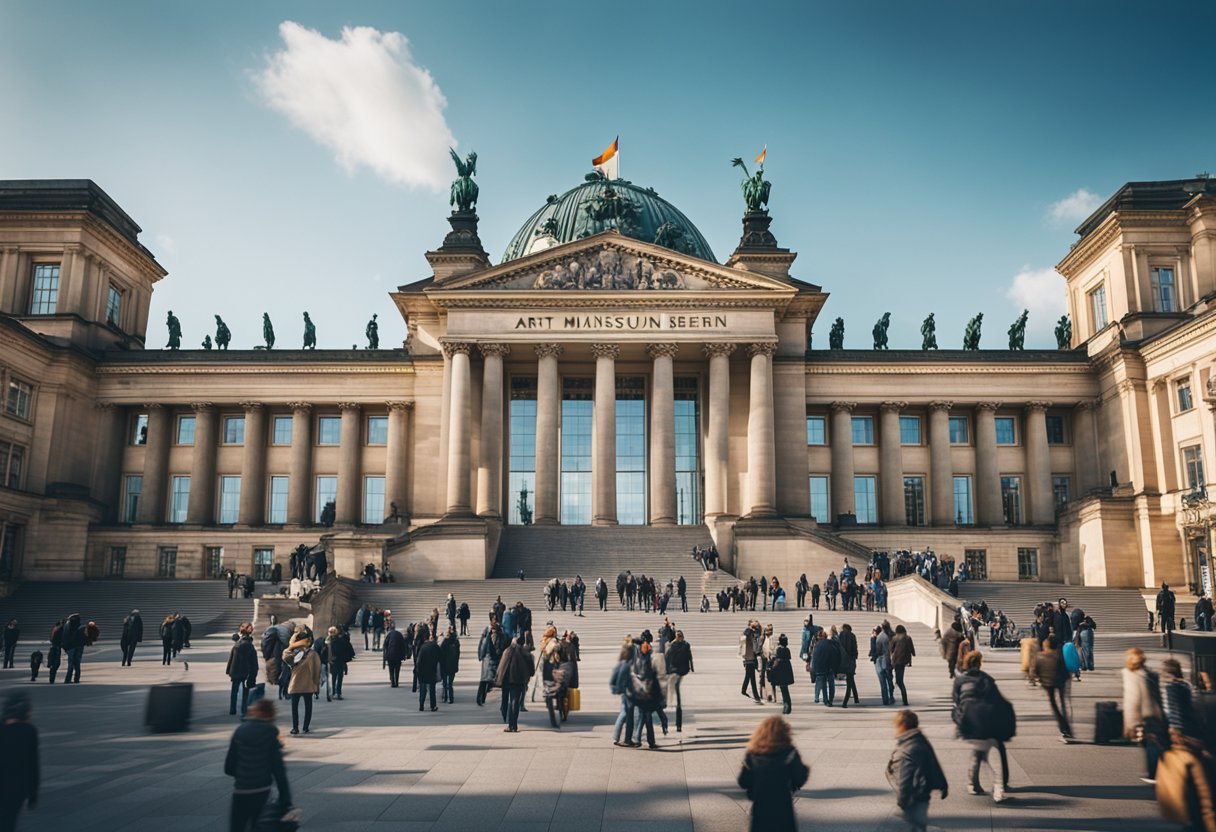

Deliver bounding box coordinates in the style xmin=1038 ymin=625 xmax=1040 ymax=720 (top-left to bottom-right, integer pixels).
xmin=164 ymin=311 xmax=382 ymax=351
xmin=826 ymin=312 xmax=1072 ymax=350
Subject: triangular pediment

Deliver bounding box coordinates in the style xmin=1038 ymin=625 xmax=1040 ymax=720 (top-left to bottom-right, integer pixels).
xmin=427 ymin=230 xmax=799 ymax=295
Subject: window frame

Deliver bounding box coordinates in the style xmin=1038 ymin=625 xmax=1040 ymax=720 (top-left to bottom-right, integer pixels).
xmin=363 ymin=475 xmax=386 ymax=524
xmin=105 ymin=283 xmax=123 ymax=327
xmin=5 ymin=379 xmax=33 ymax=421
xmin=366 ymin=416 xmax=389 ymax=446
xmin=850 ymin=416 xmax=875 ymax=446
xmin=157 ymin=546 xmax=178 ymax=578
xmin=272 ymin=415 xmax=293 ymax=445
xmin=268 ymin=475 xmax=289 ymax=524
xmin=994 ymin=416 xmax=1017 ymax=446
xmin=854 ymin=475 xmax=877 ymax=524
xmin=317 ymin=416 xmax=342 ymax=446
xmin=123 ymin=475 xmax=142 ymax=523
xmin=1001 ymin=475 xmax=1023 ymax=525
xmin=169 ymin=476 xmax=191 ymax=523
xmin=898 ymin=415 xmax=922 ymax=446
xmin=1017 ymin=547 xmax=1040 ymax=581
xmin=809 ymin=474 xmax=829 ymax=522
xmin=952 ymin=475 xmax=973 ymax=525
xmin=315 ymin=475 xmax=337 ymax=522
xmin=1045 ymin=414 xmax=1067 ymax=445
xmin=108 ymin=546 xmax=126 ymax=578
xmin=222 ymin=415 xmax=245 ymax=445
xmin=29 ymin=262 xmax=60 ymax=315
xmin=948 ymin=416 xmax=969 ymax=445
xmin=131 ymin=413 xmax=149 ymax=446
xmin=0 ymin=440 xmax=26 ymax=490
xmin=176 ymin=415 xmax=196 ymax=446
xmin=1052 ymin=475 xmax=1071 ymax=508
xmin=218 ymin=475 xmax=241 ymax=524
xmin=903 ymin=474 xmax=926 ymax=526
xmin=805 ymin=415 xmax=827 ymax=446
xmin=1177 ymin=380 xmax=1194 ymax=413
xmin=1182 ymin=445 xmax=1205 ymax=492
xmin=1089 ymin=282 xmax=1109 ymax=331
xmin=1150 ymin=266 xmax=1176 ymax=313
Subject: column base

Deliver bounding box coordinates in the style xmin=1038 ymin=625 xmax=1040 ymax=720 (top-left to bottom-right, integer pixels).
xmin=477 ymin=510 xmax=503 ymax=521
xmin=533 ymin=517 xmax=560 ymax=526
xmin=649 ymin=518 xmax=678 ymax=527
xmin=742 ymin=508 xmax=780 ymax=520
xmin=440 ymin=508 xmax=479 ymax=522
xmin=592 ymin=518 xmax=619 ymax=526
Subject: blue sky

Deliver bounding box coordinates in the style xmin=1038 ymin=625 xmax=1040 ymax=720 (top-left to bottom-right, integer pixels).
xmin=2 ymin=2 xmax=1212 ymax=349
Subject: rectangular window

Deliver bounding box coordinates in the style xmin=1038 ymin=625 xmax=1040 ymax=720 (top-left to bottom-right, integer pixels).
xmin=218 ymin=476 xmax=241 ymax=523
xmin=851 ymin=416 xmax=874 ymax=445
xmin=131 ymin=413 xmax=148 ymax=445
xmin=1046 ymin=415 xmax=1066 ymax=445
xmin=223 ymin=415 xmax=245 ymax=445
xmin=0 ymin=524 xmax=20 ymax=579
xmin=809 ymin=475 xmax=829 ymax=522
xmin=123 ymin=475 xmax=142 ymax=523
xmin=205 ymin=546 xmax=224 ymax=579
xmin=315 ymin=475 xmax=337 ymax=523
xmin=366 ymin=416 xmax=388 ymax=446
xmin=899 ymin=416 xmax=921 ymax=445
xmin=317 ymin=416 xmax=341 ymax=445
xmin=1090 ymin=284 xmax=1108 ymax=331
xmin=964 ymin=549 xmax=988 ymax=581
xmin=953 ymin=475 xmax=973 ymax=525
xmin=904 ymin=475 xmax=926 ymax=526
xmin=616 ymin=376 xmax=646 ymax=525
xmin=0 ymin=442 xmax=25 ymax=490
xmin=253 ymin=548 xmax=274 ymax=581
xmin=854 ymin=475 xmax=877 ymax=524
xmin=272 ymin=416 xmax=293 ymax=445
xmin=106 ymin=284 xmax=122 ymax=326
xmin=268 ymin=476 xmax=289 ymax=524
xmin=1177 ymin=381 xmax=1194 ymax=413
xmin=157 ymin=546 xmax=177 ymax=578
xmin=363 ymin=475 xmax=385 ymax=524
xmin=949 ymin=416 xmax=969 ymax=444
xmin=806 ymin=415 xmax=826 ymax=445
xmin=1151 ymin=267 xmax=1176 ymax=313
xmin=995 ymin=417 xmax=1017 ymax=445
xmin=1183 ymin=445 xmax=1206 ymax=491
xmin=674 ymin=377 xmax=700 ymax=525
xmin=5 ymin=380 xmax=32 ymax=420
xmin=176 ymin=415 xmax=196 ymax=445
xmin=30 ymin=263 xmax=59 ymax=315
xmin=508 ymin=376 xmax=538 ymax=525
xmin=1017 ymin=547 xmax=1039 ymax=580
xmin=560 ymin=377 xmax=593 ymax=525
xmin=1052 ymin=475 xmax=1071 ymax=507
xmin=108 ymin=546 xmax=126 ymax=578
xmin=1001 ymin=475 xmax=1023 ymax=524
xmin=170 ymin=476 xmax=190 ymax=523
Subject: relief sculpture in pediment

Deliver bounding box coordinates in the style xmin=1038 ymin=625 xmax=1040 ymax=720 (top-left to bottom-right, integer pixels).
xmin=526 ymin=248 xmax=691 ymax=291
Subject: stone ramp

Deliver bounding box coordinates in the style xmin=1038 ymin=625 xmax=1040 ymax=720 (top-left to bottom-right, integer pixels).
xmin=0 ymin=580 xmax=252 ymax=642
xmin=956 ymin=581 xmax=1150 ymax=632
xmin=491 ymin=524 xmax=722 ymax=579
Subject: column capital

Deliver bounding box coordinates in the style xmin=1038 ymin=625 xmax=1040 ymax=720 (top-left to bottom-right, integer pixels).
xmin=61 ymin=243 xmax=82 ymax=255
xmin=478 ymin=342 xmax=511 ymax=358
xmin=239 ymin=401 xmax=264 ymax=411
xmin=590 ymin=343 xmax=621 ymax=359
xmin=441 ymin=340 xmax=473 ymax=357
xmin=975 ymin=401 xmax=1002 ymax=412
xmin=646 ymin=343 xmax=679 ymax=359
xmin=534 ymin=343 xmax=564 ymax=359
xmin=1116 ymin=379 xmax=1140 ymax=395
xmin=287 ymin=401 xmax=312 ymax=412
xmin=189 ymin=401 xmax=214 ymax=412
xmin=927 ymin=400 xmax=954 ymax=413
xmin=94 ymin=400 xmax=117 ymax=411
xmin=1074 ymin=398 xmax=1100 ymax=412
xmin=702 ymin=343 xmax=737 ymax=358
xmin=338 ymin=402 xmax=362 ymax=411
xmin=748 ymin=341 xmax=779 ymax=357
xmin=879 ymin=400 xmax=908 ymax=413
xmin=142 ymin=403 xmax=165 ymax=410
xmin=830 ymin=401 xmax=857 ymax=413
xmin=386 ymin=400 xmax=414 ymax=412
xmin=1025 ymin=400 xmax=1052 ymax=413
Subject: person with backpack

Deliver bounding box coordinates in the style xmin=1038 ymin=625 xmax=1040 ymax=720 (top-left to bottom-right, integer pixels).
xmin=496 ymin=636 xmax=533 ymax=732
xmin=226 ymin=623 xmax=259 ymax=717
xmin=477 ymin=618 xmax=507 ymax=707
xmin=382 ymin=622 xmax=407 ymax=688
xmin=665 ymin=630 xmax=694 ymax=731
xmin=1122 ymin=646 xmax=1168 ymax=782
xmin=457 ymin=602 xmax=471 ymax=636
xmin=952 ymin=651 xmax=1013 ymax=802
xmin=628 ymin=641 xmax=663 ymax=749
xmin=739 ymin=621 xmax=762 ymax=703
xmin=1033 ymin=637 xmax=1074 ymax=742
xmin=326 ymin=626 xmax=354 ymax=700
xmin=440 ymin=628 xmax=460 ymax=705
xmin=768 ymin=634 xmax=796 ymax=715
xmin=887 ymin=709 xmax=948 ymax=832
xmin=737 ymin=716 xmax=808 ymax=832
xmin=119 ymin=610 xmax=143 ymax=667
xmin=224 ymin=698 xmax=291 ymax=831
xmin=283 ymin=626 xmax=320 ymax=735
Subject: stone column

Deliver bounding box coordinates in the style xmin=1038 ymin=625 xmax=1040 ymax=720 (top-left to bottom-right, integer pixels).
xmin=745 ymin=342 xmax=778 ymax=518
xmin=385 ymin=401 xmax=413 ymax=521
xmin=703 ymin=343 xmax=735 ymax=517
xmin=287 ymin=402 xmax=313 ymax=525
xmin=437 ymin=352 xmax=452 ymax=514
xmin=138 ymin=405 xmax=170 ymax=524
xmin=336 ymin=403 xmax=362 ymax=524
xmin=591 ymin=343 xmax=619 ymax=525
xmin=1025 ymin=401 xmax=1055 ymax=525
xmin=477 ymin=344 xmax=509 ymax=519
xmin=927 ymin=401 xmax=955 ymax=526
xmin=1072 ymin=399 xmax=1100 ymax=493
xmin=443 ymin=341 xmax=475 ymax=518
xmin=829 ymin=402 xmax=857 ymax=521
xmin=975 ymin=402 xmax=1003 ymax=525
xmin=648 ymin=343 xmax=679 ymax=525
xmin=533 ymin=344 xmax=562 ymax=525
xmin=879 ymin=401 xmax=908 ymax=525
xmin=239 ymin=402 xmax=267 ymax=525
xmin=186 ymin=403 xmax=217 ymax=524
xmin=92 ymin=402 xmax=126 ymax=523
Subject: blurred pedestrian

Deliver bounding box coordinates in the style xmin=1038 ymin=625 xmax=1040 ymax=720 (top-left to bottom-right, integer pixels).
xmin=737 ymin=715 xmax=808 ymax=832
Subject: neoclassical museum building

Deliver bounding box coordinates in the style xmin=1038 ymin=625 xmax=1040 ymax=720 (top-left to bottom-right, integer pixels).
xmin=0 ymin=172 xmax=1213 ymax=594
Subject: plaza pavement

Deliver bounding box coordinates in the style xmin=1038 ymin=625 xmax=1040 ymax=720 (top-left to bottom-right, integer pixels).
xmin=0 ymin=598 xmax=1178 ymax=832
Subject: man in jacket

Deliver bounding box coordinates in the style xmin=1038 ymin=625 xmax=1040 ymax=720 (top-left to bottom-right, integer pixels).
xmin=382 ymin=624 xmax=407 ymax=688
xmin=873 ymin=622 xmax=894 ymax=706
xmin=838 ymin=623 xmax=860 ymax=708
xmin=1034 ymin=637 xmax=1073 ymax=741
xmin=224 ymin=698 xmax=291 ymax=830
xmin=477 ymin=619 xmax=507 ymax=706
xmin=888 ymin=709 xmax=948 ymax=831
xmin=62 ymin=614 xmax=85 ymax=684
xmin=941 ymin=621 xmax=964 ymax=679
xmin=665 ymin=631 xmax=694 ymax=731
xmin=327 ymin=626 xmax=355 ymax=700
xmin=2 ymin=620 xmax=19 ymax=670
xmin=496 ymin=637 xmax=534 ymax=732
xmin=0 ymin=692 xmax=39 ymax=831
xmin=415 ymin=632 xmax=443 ymax=712
xmin=120 ymin=610 xmax=143 ymax=667
xmin=1157 ymin=583 xmax=1176 ymax=633
xmin=439 ymin=630 xmax=460 ymax=705
xmin=799 ymin=616 xmax=823 ymax=669
xmin=226 ymin=623 xmax=259 ymax=716
xmin=890 ymin=625 xmax=916 ymax=706
xmin=810 ymin=631 xmax=841 ymax=706
xmin=739 ymin=623 xmax=762 ymax=702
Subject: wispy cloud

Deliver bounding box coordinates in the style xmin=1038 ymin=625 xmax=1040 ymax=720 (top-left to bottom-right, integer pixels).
xmin=1005 ymin=265 xmax=1067 ymax=345
xmin=1046 ymin=188 xmax=1101 ymax=225
xmin=254 ymin=22 xmax=456 ymax=190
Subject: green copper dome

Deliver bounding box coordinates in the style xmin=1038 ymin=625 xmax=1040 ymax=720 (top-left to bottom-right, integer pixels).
xmin=501 ymin=175 xmax=717 ymax=264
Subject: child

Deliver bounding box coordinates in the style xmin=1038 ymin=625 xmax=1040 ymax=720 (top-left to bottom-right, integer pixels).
xmin=29 ymin=650 xmax=43 ymax=682
xmin=886 ymin=709 xmax=948 ymax=832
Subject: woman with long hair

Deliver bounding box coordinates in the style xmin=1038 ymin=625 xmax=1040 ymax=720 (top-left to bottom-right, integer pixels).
xmin=737 ymin=716 xmax=808 ymax=832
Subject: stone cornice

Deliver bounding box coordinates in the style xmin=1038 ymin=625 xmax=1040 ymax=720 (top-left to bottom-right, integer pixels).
xmin=1056 ymin=214 xmax=1122 ymax=276
xmin=96 ymin=363 xmax=414 ymax=376
xmin=1138 ymin=307 xmax=1216 ymax=364
xmin=805 ymin=363 xmax=1092 ymax=376
xmin=431 ymin=295 xmax=793 ymax=311
xmin=0 ymin=212 xmax=167 ymax=280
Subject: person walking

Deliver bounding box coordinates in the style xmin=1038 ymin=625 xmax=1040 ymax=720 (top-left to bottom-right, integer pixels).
xmin=226 ymin=623 xmax=259 ymax=717
xmin=440 ymin=629 xmax=460 ymax=705
xmin=415 ymin=632 xmax=443 ymax=712
xmin=0 ymin=692 xmax=39 ymax=832
xmin=739 ymin=622 xmax=762 ymax=703
xmin=887 ymin=709 xmax=948 ymax=832
xmin=629 ymin=641 xmax=663 ymax=748
xmin=760 ymin=624 xmax=776 ymax=702
xmin=283 ymin=626 xmax=320 ymax=735
xmin=159 ymin=615 xmax=176 ymax=666
xmin=890 ymin=624 xmax=916 ymax=706
xmin=2 ymin=620 xmax=18 ymax=669
xmin=769 ymin=634 xmax=796 ymax=714
xmin=1074 ymin=611 xmax=1096 ymax=672
xmin=665 ymin=630 xmax=694 ymax=731
xmin=952 ymin=651 xmax=1014 ymax=802
xmin=1122 ymin=646 xmax=1167 ymax=782
xmin=810 ymin=630 xmax=840 ymax=706
xmin=1033 ymin=637 xmax=1074 ymax=742
xmin=120 ymin=610 xmax=143 ymax=667
xmin=737 ymin=716 xmax=809 ymax=832
xmin=371 ymin=607 xmax=385 ymax=650
xmin=383 ymin=623 xmax=406 ymax=688
xmin=496 ymin=636 xmax=533 ymax=732
xmin=46 ymin=621 xmax=62 ymax=685
xmin=810 ymin=582 xmax=821 ymax=610
xmin=941 ymin=620 xmax=964 ymax=679
xmin=62 ymin=614 xmax=85 ymax=684
xmin=795 ymin=574 xmax=809 ymax=609
xmin=477 ymin=619 xmax=506 ymax=706
xmin=224 ymin=698 xmax=291 ymax=832
xmin=357 ymin=604 xmax=371 ymax=650
xmin=457 ymin=602 xmax=471 ymax=636
xmin=872 ymin=622 xmax=894 ymax=706
xmin=612 ymin=642 xmax=638 ymax=747
xmin=838 ymin=623 xmax=860 ymax=708
xmin=327 ymin=626 xmax=354 ymax=700
xmin=1156 ymin=583 xmax=1176 ymax=633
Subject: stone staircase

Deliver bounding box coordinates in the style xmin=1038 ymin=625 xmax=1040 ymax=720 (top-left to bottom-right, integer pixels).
xmin=491 ymin=524 xmax=724 ymax=580
xmin=0 ymin=580 xmax=252 ymax=642
xmin=955 ymin=581 xmax=1150 ymax=633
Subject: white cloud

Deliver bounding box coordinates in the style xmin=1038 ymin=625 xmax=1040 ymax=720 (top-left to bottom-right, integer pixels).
xmin=1046 ymin=188 xmax=1101 ymax=224
xmin=153 ymin=233 xmax=177 ymax=256
xmin=1005 ymin=265 xmax=1068 ymax=345
xmin=254 ymin=21 xmax=456 ymax=190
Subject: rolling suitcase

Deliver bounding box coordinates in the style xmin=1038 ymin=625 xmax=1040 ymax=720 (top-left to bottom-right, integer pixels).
xmin=1094 ymin=700 xmax=1123 ymax=744
xmin=145 ymin=682 xmax=193 ymax=733
xmin=566 ymin=688 xmax=581 ymax=712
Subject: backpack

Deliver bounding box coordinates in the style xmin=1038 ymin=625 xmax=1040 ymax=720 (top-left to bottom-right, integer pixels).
xmin=629 ymin=656 xmax=658 ymax=702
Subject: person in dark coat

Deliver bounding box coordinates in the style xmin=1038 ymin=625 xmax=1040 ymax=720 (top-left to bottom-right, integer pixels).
xmin=477 ymin=618 xmax=507 ymax=707
xmin=382 ymin=624 xmax=407 ymax=688
xmin=439 ymin=629 xmax=460 ymax=704
xmin=160 ymin=615 xmax=176 ymax=666
xmin=224 ymin=698 xmax=291 ymax=831
xmin=457 ymin=602 xmax=471 ymax=636
xmin=737 ymin=716 xmax=808 ymax=832
xmin=61 ymin=614 xmax=85 ymax=683
xmin=887 ymin=709 xmax=948 ymax=832
xmin=496 ymin=637 xmax=534 ymax=732
xmin=0 ymin=692 xmax=39 ymax=831
xmin=810 ymin=631 xmax=840 ymax=706
xmin=664 ymin=631 xmax=694 ymax=731
xmin=120 ymin=610 xmax=143 ymax=667
xmin=415 ymin=633 xmax=443 ymax=712
xmin=326 ymin=626 xmax=355 ymax=700
xmin=889 ymin=624 xmax=916 ymax=706
xmin=768 ymin=634 xmax=796 ymax=714
xmin=226 ymin=623 xmax=259 ymax=716
xmin=838 ymin=623 xmax=860 ymax=707
xmin=2 ymin=620 xmax=19 ymax=669
xmin=952 ymin=650 xmax=1012 ymax=802
xmin=46 ymin=622 xmax=62 ymax=684
xmin=171 ymin=614 xmax=187 ymax=658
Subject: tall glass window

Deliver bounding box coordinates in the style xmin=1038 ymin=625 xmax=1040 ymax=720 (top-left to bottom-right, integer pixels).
xmin=1178 ymin=382 xmax=1194 ymax=413
xmin=508 ymin=377 xmax=537 ymax=525
xmin=1001 ymin=476 xmax=1023 ymax=524
xmin=953 ymin=476 xmax=973 ymax=525
xmin=367 ymin=416 xmax=388 ymax=445
xmin=854 ymin=475 xmax=877 ymax=523
xmin=1017 ymin=548 xmax=1039 ymax=580
xmin=809 ymin=475 xmax=829 ymax=522
xmin=616 ymin=376 xmax=647 ymax=525
xmin=30 ymin=264 xmax=59 ymax=315
xmin=904 ymin=475 xmax=926 ymax=525
xmin=106 ymin=285 xmax=122 ymax=326
xmin=560 ymin=378 xmax=593 ymax=524
xmin=1183 ymin=446 xmax=1205 ymax=491
xmin=1090 ymin=284 xmax=1108 ymax=330
xmin=206 ymin=546 xmax=224 ymax=578
xmin=272 ymin=416 xmax=293 ymax=445
xmin=317 ymin=417 xmax=341 ymax=445
xmin=899 ymin=416 xmax=921 ymax=445
xmin=806 ymin=415 xmax=826 ymax=445
xmin=674 ymin=377 xmax=700 ymax=525
xmin=364 ymin=476 xmax=385 ymax=524
xmin=1052 ymin=475 xmax=1071 ymax=507
xmin=995 ymin=417 xmax=1016 ymax=445
xmin=170 ymin=476 xmax=190 ymax=523
xmin=1151 ymin=267 xmax=1176 ymax=312
xmin=6 ymin=381 xmax=31 ymax=420
xmin=253 ymin=548 xmax=274 ymax=581
xmin=851 ymin=416 xmax=874 ymax=445
xmin=176 ymin=415 xmax=196 ymax=445
xmin=949 ymin=416 xmax=969 ymax=444
xmin=315 ymin=475 xmax=337 ymax=522
xmin=218 ymin=476 xmax=241 ymax=523
xmin=223 ymin=416 xmax=245 ymax=445
xmin=123 ymin=475 xmax=142 ymax=523
xmin=108 ymin=546 xmax=126 ymax=578
xmin=1046 ymin=415 xmax=1066 ymax=444
xmin=131 ymin=413 xmax=148 ymax=445
xmin=268 ymin=476 xmax=289 ymax=524
xmin=157 ymin=547 xmax=177 ymax=578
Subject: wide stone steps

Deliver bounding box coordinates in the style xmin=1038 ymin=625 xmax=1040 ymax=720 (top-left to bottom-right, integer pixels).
xmin=491 ymin=524 xmax=723 ymax=580
xmin=955 ymin=581 xmax=1149 ymax=633
xmin=0 ymin=580 xmax=252 ymax=642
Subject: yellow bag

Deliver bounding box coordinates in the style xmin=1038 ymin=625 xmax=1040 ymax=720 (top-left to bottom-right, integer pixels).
xmin=566 ymin=688 xmax=581 ymax=712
